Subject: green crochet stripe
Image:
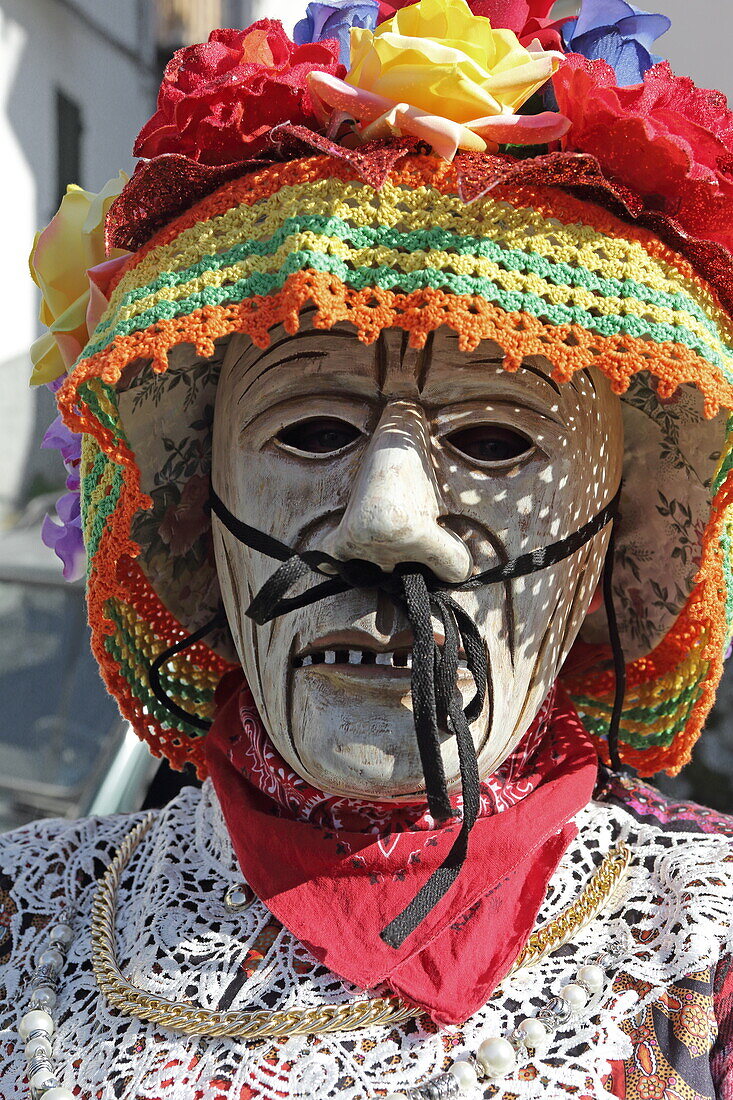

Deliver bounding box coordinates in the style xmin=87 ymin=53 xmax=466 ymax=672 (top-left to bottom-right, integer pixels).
xmin=722 ymin=524 xmax=733 ymax=635
xmin=85 ymin=463 xmax=125 ymax=564
xmin=104 ymin=633 xmax=210 ymax=738
xmin=577 ymin=682 xmax=702 ymax=749
xmin=104 ymin=606 xmax=213 ymax=708
xmin=92 ymin=216 xmax=725 ymax=347
xmin=80 ymin=255 xmax=733 ymax=380
xmin=80 ymin=446 xmax=109 ymax=549
xmin=573 ymin=680 xmax=701 ymax=724
xmin=79 ymin=379 xmax=123 ymax=442
xmin=713 ymin=419 xmax=733 ymax=492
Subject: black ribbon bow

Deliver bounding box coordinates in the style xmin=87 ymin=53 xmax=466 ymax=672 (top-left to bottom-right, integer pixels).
xmin=150 ymin=483 xmax=624 ymax=948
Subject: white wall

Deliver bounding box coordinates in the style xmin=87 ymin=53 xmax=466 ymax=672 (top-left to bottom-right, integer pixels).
xmin=65 ymin=0 xmax=145 ymax=48
xmin=0 ymin=0 xmax=157 ymax=515
xmin=238 ymin=0 xmax=307 ymax=33
xmin=651 ymin=0 xmax=733 ymax=101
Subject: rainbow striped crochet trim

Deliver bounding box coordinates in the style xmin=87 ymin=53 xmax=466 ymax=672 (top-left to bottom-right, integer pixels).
xmin=60 ymin=153 xmax=733 ymax=777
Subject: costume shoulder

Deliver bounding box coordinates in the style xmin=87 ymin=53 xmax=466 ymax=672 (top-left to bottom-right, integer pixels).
xmin=597 ymin=770 xmax=733 ymax=837
xmin=0 ymin=807 xmax=151 ymax=977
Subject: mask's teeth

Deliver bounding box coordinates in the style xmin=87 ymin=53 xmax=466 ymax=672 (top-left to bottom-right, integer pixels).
xmin=348 ymin=650 xmax=362 ymax=664
xmin=375 ymin=652 xmax=391 ymax=666
xmin=301 ymin=655 xmax=312 ymax=667
xmin=324 ymin=650 xmax=336 ymax=664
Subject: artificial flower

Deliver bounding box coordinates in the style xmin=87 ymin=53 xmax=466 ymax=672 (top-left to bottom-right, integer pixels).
xmin=562 ymin=0 xmax=670 ymax=85
xmin=349 ymin=0 xmax=559 ymax=119
xmin=41 ymin=486 xmax=85 ymax=582
xmin=133 ymin=22 xmax=345 ymax=166
xmin=376 ymin=0 xmax=569 ymax=49
xmin=294 ymin=0 xmax=379 ymax=63
xmin=309 ymin=0 xmax=568 ymax=160
xmin=40 ymin=383 xmax=85 ymax=582
xmin=490 ymin=0 xmax=570 ymax=50
xmin=555 ymin=56 xmax=733 ymax=250
xmin=42 ymin=411 xmax=81 ymax=469
xmin=28 ymin=173 xmax=129 ymax=386
xmin=30 ymin=175 xmax=128 ymax=577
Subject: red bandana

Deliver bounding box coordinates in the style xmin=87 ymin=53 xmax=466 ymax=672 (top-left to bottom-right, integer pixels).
xmin=206 ymin=675 xmax=598 ymax=1026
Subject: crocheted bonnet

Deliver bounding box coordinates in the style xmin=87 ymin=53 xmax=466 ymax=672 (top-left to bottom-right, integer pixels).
xmin=31 ymin=0 xmax=733 ymax=778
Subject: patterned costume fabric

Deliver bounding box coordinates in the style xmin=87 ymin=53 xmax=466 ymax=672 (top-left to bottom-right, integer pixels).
xmin=1 ymin=778 xmax=732 ymax=1099
xmin=58 ymin=151 xmax=733 ymax=780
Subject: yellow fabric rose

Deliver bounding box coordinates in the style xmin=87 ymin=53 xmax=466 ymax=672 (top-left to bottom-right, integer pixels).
xmin=346 ymin=0 xmax=560 ymax=123
xmin=29 ymin=172 xmax=128 ymax=386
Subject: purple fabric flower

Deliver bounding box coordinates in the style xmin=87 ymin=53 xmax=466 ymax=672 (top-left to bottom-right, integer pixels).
xmin=40 ymin=379 xmax=85 ymax=582
xmin=294 ymin=0 xmax=378 ymax=64
xmin=42 ymin=413 xmax=82 ymax=468
xmin=562 ymin=0 xmax=670 ymax=85
xmin=41 ymin=505 xmax=84 ymax=582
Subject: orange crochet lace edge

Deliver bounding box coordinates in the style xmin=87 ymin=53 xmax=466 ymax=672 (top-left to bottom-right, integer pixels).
xmin=61 ymin=272 xmax=733 ymax=776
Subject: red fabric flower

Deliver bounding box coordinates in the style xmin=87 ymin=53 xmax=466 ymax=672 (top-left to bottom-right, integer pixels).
xmin=376 ymin=0 xmax=568 ymax=49
xmin=555 ymin=54 xmax=733 ymax=250
xmin=133 ymin=22 xmax=345 ymax=166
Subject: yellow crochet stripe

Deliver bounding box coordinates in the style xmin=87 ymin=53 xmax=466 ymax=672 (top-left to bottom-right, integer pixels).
xmin=578 ymin=644 xmax=706 ymax=733
xmin=580 ymin=684 xmax=699 ymax=739
xmin=80 ymin=432 xmax=100 ymax=545
xmin=108 ymin=233 xmax=733 ymax=371
xmin=109 ymin=601 xmax=206 ymax=710
xmin=101 ymin=177 xmax=733 ymax=337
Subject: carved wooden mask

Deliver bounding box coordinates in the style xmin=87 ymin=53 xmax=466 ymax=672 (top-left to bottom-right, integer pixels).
xmin=212 ymin=320 xmax=624 ymax=800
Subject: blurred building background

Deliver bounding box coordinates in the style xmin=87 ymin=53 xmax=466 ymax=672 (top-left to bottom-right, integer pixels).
xmin=0 ymin=0 xmax=732 ymax=816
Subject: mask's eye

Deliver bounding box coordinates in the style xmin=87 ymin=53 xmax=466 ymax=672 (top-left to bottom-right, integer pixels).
xmin=446 ymin=424 xmax=533 ymax=465
xmin=277 ymin=417 xmax=361 ymax=455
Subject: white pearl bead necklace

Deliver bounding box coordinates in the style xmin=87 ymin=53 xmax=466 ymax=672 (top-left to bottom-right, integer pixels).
xmin=16 ymin=908 xmax=75 ymax=1100
xmin=362 ymin=947 xmax=624 ymax=1098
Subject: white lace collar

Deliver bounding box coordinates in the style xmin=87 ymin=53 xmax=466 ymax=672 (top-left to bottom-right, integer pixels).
xmin=0 ymin=782 xmax=731 ymax=1098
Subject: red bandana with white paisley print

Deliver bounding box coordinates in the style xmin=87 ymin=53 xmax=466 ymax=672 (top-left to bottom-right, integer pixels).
xmin=206 ymin=673 xmax=597 ymax=1026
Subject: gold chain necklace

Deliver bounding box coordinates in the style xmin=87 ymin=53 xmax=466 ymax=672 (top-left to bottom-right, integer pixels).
xmin=91 ymin=812 xmax=631 ymax=1039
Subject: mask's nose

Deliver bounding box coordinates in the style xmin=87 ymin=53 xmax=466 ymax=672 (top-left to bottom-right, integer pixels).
xmin=322 ymin=401 xmax=473 ymax=583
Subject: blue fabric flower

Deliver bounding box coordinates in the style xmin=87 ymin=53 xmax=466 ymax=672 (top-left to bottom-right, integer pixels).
xmin=562 ymin=0 xmax=671 ymax=85
xmin=294 ymin=0 xmax=379 ymax=65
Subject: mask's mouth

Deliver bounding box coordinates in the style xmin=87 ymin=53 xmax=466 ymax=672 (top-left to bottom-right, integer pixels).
xmin=292 ymin=632 xmax=468 ymax=673
xmin=294 ymin=646 xmax=414 ymax=669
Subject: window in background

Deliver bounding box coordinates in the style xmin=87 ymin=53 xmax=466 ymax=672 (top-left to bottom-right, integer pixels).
xmin=55 ymin=90 xmax=83 ymax=207
xmin=155 ymin=0 xmax=231 ymax=71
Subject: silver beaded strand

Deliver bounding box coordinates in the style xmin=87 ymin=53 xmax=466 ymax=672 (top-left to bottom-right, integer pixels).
xmin=17 ymin=906 xmax=75 ymax=1100
xmin=378 ymin=945 xmax=625 ymax=1099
